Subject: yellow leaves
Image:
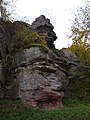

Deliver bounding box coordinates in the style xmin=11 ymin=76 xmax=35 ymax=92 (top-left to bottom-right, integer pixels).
xmin=69 ymin=2 xmax=90 ymax=65
xmin=69 ymin=43 xmax=90 ymax=64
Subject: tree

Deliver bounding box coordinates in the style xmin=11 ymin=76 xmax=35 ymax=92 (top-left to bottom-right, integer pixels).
xmin=69 ymin=1 xmax=90 ymax=64
xmin=0 ymin=0 xmax=8 ymax=21
xmin=0 ymin=0 xmax=15 ymax=21
xmin=70 ymin=1 xmax=90 ymax=46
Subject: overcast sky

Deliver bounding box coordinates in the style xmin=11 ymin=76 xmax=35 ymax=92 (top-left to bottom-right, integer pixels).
xmin=13 ymin=0 xmax=87 ymax=49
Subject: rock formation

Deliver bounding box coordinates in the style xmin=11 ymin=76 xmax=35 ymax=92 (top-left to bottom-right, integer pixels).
xmin=15 ymin=47 xmax=67 ymax=108
xmin=31 ymin=15 xmax=57 ymax=49
xmin=0 ymin=15 xmax=90 ymax=109
xmin=0 ymin=15 xmax=68 ymax=109
xmin=60 ymin=48 xmax=90 ymax=99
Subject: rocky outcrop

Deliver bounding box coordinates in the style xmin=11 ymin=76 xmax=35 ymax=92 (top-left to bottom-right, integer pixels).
xmin=0 ymin=15 xmax=89 ymax=109
xmin=0 ymin=16 xmax=68 ymax=109
xmin=59 ymin=48 xmax=90 ymax=100
xmin=31 ymin=15 xmax=57 ymax=48
xmin=14 ymin=47 xmax=67 ymax=109
xmin=0 ymin=19 xmax=18 ymax=99
xmin=0 ymin=61 xmax=4 ymax=98
xmin=60 ymin=48 xmax=79 ymax=76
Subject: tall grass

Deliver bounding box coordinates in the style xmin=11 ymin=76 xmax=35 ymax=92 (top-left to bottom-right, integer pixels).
xmin=0 ymin=98 xmax=90 ymax=120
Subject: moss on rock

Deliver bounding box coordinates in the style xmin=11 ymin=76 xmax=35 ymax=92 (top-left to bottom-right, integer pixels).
xmin=12 ymin=22 xmax=47 ymax=52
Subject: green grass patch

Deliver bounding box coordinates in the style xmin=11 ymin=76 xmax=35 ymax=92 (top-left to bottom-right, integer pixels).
xmin=0 ymin=98 xmax=90 ymax=120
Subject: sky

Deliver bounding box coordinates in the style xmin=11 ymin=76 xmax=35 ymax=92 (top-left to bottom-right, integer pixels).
xmin=12 ymin=0 xmax=87 ymax=49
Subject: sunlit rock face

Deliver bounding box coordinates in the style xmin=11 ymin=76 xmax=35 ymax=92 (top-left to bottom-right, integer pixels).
xmin=31 ymin=15 xmax=57 ymax=49
xmin=14 ymin=47 xmax=66 ymax=109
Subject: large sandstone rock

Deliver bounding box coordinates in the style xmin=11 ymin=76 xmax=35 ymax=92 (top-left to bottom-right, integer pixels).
xmin=0 ymin=17 xmax=66 ymax=109
xmin=0 ymin=17 xmax=69 ymax=108
xmin=14 ymin=47 xmax=67 ymax=109
xmin=1 ymin=15 xmax=89 ymax=108
xmin=31 ymin=15 xmax=57 ymax=48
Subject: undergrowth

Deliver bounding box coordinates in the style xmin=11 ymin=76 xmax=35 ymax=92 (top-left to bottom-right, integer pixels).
xmin=0 ymin=98 xmax=90 ymax=120
xmin=68 ymin=71 xmax=90 ymax=100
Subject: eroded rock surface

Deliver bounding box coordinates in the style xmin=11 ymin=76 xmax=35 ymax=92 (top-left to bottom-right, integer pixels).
xmin=0 ymin=61 xmax=4 ymax=98
xmin=0 ymin=16 xmax=68 ymax=109
xmin=31 ymin=15 xmax=57 ymax=48
xmin=14 ymin=47 xmax=66 ymax=109
xmin=1 ymin=15 xmax=89 ymax=109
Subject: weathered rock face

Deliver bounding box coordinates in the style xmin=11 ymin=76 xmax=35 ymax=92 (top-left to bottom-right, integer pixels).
xmin=0 ymin=17 xmax=68 ymax=109
xmin=31 ymin=15 xmax=57 ymax=48
xmin=0 ymin=19 xmax=19 ymax=99
xmin=1 ymin=15 xmax=89 ymax=109
xmin=14 ymin=47 xmax=66 ymax=109
xmin=0 ymin=61 xmax=5 ymax=98
xmin=0 ymin=19 xmax=13 ymax=58
xmin=59 ymin=48 xmax=79 ymax=76
xmin=59 ymin=48 xmax=90 ymax=100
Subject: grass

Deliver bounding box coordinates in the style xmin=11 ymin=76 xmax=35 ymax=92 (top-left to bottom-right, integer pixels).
xmin=0 ymin=98 xmax=90 ymax=120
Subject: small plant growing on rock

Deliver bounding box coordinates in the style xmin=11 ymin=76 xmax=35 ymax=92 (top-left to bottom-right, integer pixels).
xmin=12 ymin=22 xmax=47 ymax=52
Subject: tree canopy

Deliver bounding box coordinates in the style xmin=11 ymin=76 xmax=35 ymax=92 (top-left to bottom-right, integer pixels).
xmin=0 ymin=0 xmax=15 ymax=21
xmin=69 ymin=1 xmax=90 ymax=64
xmin=70 ymin=1 xmax=90 ymax=46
